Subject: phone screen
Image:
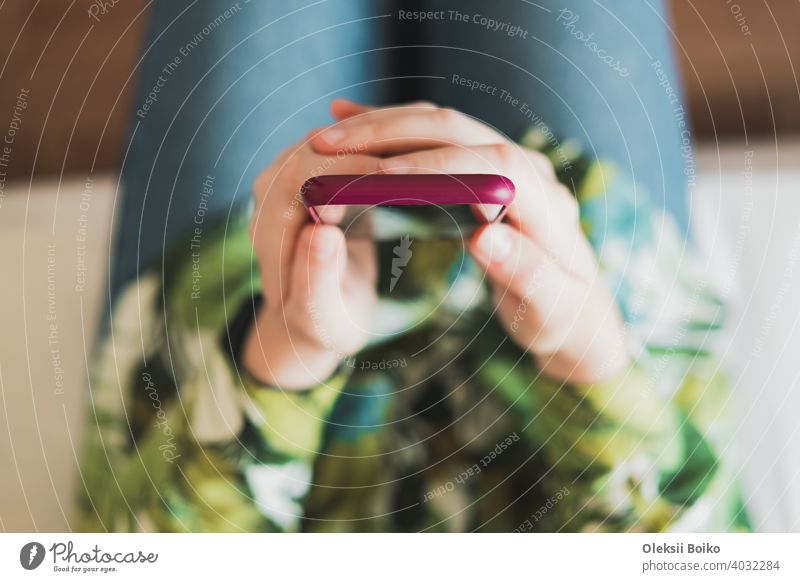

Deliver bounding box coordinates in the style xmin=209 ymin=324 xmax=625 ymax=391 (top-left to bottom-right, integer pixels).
xmin=313 ymin=203 xmax=505 ymax=241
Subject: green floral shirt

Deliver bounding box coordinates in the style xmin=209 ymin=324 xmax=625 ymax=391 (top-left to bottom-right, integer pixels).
xmin=78 ymin=131 xmax=749 ymax=532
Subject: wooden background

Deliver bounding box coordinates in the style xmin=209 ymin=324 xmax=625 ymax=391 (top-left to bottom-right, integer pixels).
xmin=0 ymin=0 xmax=797 ymax=181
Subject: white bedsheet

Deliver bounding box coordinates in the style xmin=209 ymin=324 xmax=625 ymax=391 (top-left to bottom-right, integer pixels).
xmin=692 ymin=140 xmax=800 ymax=532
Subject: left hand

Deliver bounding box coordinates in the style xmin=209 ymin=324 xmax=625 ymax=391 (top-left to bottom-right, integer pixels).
xmin=308 ymin=99 xmax=629 ymax=384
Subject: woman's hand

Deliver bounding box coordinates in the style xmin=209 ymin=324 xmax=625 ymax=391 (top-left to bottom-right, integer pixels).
xmin=244 ymin=139 xmax=381 ymax=389
xmin=309 ymin=99 xmax=629 ymax=384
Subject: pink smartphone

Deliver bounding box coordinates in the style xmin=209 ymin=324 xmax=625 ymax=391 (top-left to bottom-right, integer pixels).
xmin=300 ymin=174 xmax=515 ymax=240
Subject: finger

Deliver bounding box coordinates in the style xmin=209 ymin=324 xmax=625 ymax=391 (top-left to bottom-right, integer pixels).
xmin=471 ymin=223 xmax=574 ymax=356
xmin=310 ymin=105 xmax=500 ymax=156
xmin=330 ymin=98 xmax=437 ymax=121
xmin=315 ymin=204 xmax=347 ymax=225
xmin=311 ymin=99 xmax=439 ymax=145
xmin=378 ymin=143 xmax=553 ymax=238
xmin=256 ymin=149 xmax=382 ymax=305
xmin=470 ymin=223 xmax=563 ymax=302
xmin=378 ymin=144 xmax=596 ymax=275
xmin=330 ymin=98 xmax=376 ymax=119
xmin=470 ymin=223 xmax=622 ymax=361
xmin=289 ymin=224 xmax=347 ymax=317
xmin=290 ymin=224 xmax=379 ymax=357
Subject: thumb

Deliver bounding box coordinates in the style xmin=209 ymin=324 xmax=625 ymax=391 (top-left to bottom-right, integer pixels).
xmin=289 ymin=224 xmax=347 ymax=316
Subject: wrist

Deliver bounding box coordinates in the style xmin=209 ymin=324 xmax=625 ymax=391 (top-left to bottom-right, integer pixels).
xmin=242 ymin=305 xmax=343 ymax=390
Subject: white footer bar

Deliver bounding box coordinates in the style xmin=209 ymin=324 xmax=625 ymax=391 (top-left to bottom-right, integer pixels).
xmin=1 ymin=533 xmax=798 ymax=581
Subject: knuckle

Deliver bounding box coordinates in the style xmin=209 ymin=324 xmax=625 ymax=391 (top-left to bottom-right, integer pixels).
xmin=252 ymin=168 xmax=272 ymax=200
xmin=282 ymin=153 xmax=305 ymax=178
xmin=434 ymin=106 xmax=461 ymax=128
xmin=492 ymin=142 xmax=518 ymax=166
xmin=528 ymin=150 xmax=556 ymax=178
xmin=409 ymin=100 xmax=436 ymax=110
xmin=356 ymin=120 xmax=378 ymax=142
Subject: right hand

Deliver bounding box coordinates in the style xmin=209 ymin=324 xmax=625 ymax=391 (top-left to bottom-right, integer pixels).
xmin=243 ymin=139 xmax=381 ymax=389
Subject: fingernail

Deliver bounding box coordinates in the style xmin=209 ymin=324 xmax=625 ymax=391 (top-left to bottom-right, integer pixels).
xmin=320 ymin=127 xmax=345 ymax=144
xmin=380 ymin=158 xmax=411 ymax=174
xmin=311 ymin=229 xmax=339 ymax=260
xmin=475 ymin=226 xmax=512 ymax=264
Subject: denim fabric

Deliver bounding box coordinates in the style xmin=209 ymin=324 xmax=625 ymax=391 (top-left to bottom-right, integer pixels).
xmin=405 ymin=0 xmax=690 ymax=229
xmin=112 ymin=0 xmax=688 ymax=298
xmin=113 ymin=0 xmax=390 ymax=297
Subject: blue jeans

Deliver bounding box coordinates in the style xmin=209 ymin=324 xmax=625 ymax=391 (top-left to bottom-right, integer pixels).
xmin=112 ymin=0 xmax=688 ymax=298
